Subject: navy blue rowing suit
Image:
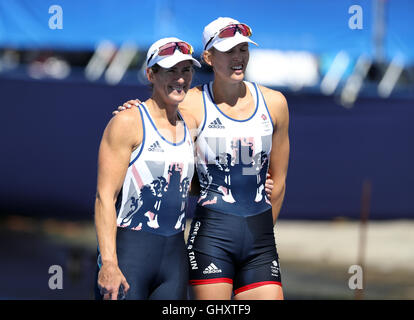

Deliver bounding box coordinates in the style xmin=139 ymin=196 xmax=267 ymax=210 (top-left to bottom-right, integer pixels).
xmin=95 ymin=103 xmax=194 ymax=300
xmin=187 ymin=81 xmax=282 ymax=295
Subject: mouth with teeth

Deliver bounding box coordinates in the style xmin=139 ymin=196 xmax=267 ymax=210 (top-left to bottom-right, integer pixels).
xmin=170 ymin=85 xmax=186 ymax=93
xmin=231 ymin=65 xmax=244 ymax=73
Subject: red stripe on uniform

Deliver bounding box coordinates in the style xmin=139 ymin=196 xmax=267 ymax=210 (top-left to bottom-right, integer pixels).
xmin=131 ymin=164 xmax=144 ymax=188
xmin=189 ymin=278 xmax=233 ymax=285
xmin=234 ymin=281 xmax=282 ymax=295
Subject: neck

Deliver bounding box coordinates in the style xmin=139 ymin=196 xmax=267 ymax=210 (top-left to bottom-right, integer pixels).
xmin=212 ymin=78 xmax=246 ymax=106
xmin=147 ymin=96 xmax=179 ymax=125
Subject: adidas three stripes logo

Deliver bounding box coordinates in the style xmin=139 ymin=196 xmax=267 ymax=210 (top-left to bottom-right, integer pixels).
xmin=148 ymin=140 xmax=164 ymax=152
xmin=203 ymin=262 xmax=222 ymax=274
xmin=208 ymin=118 xmax=225 ymax=129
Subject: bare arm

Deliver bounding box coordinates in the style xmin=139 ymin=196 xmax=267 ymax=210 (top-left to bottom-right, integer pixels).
xmin=95 ymin=108 xmax=142 ymax=299
xmin=260 ymin=86 xmax=290 ymax=224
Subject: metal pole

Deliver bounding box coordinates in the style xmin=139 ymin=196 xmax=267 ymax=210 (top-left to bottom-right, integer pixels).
xmin=373 ymin=0 xmax=387 ymax=63
xmin=355 ymin=179 xmax=372 ymax=300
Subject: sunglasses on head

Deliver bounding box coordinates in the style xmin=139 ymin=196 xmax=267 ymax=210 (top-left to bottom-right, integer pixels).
xmin=147 ymin=41 xmax=193 ymax=65
xmin=204 ymin=23 xmax=252 ymax=50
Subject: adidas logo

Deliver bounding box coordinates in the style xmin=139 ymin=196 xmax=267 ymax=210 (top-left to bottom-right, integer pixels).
xmin=203 ymin=263 xmax=222 ymax=274
xmin=208 ymin=118 xmax=225 ymax=129
xmin=148 ymin=140 xmax=164 ymax=152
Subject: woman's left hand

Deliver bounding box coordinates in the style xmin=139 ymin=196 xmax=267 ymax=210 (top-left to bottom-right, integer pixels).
xmin=265 ymin=173 xmax=274 ymax=198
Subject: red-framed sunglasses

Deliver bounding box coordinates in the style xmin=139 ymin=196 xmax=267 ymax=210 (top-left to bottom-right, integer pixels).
xmin=204 ymin=23 xmax=252 ymax=50
xmin=147 ymin=41 xmax=194 ymax=65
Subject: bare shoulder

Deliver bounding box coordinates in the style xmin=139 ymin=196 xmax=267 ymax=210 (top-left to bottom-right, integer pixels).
xmin=108 ymin=106 xmax=141 ymax=130
xmin=258 ymin=85 xmax=289 ymax=127
xmin=104 ymin=107 xmax=142 ymax=147
xmin=258 ymin=85 xmax=288 ymax=112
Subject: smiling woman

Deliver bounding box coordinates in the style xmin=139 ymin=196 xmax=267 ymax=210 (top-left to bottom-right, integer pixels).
xmin=94 ymin=37 xmax=200 ymax=300
xmin=113 ymin=17 xmax=289 ymax=301
xmin=148 ymin=61 xmax=194 ymax=110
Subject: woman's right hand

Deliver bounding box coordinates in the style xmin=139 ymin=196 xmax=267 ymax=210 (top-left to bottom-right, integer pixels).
xmin=112 ymin=99 xmax=141 ymax=116
xmin=97 ymin=261 xmax=130 ymax=300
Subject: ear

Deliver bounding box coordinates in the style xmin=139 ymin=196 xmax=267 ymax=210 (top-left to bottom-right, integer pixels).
xmin=202 ymin=50 xmax=213 ymax=67
xmin=146 ymin=68 xmax=155 ymax=83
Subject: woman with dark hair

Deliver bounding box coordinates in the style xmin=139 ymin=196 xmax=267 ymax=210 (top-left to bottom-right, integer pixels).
xmin=94 ymin=37 xmax=200 ymax=300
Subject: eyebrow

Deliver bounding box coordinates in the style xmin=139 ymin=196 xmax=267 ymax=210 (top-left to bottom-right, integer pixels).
xmin=167 ymin=65 xmax=192 ymax=72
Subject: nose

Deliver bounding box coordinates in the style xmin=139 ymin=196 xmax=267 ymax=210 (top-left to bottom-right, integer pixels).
xmin=175 ymin=75 xmax=186 ymax=84
xmin=231 ymin=56 xmax=243 ymax=66
xmin=176 ymin=70 xmax=191 ymax=82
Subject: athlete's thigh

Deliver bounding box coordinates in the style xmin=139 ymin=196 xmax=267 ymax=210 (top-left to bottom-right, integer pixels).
xmin=149 ymin=236 xmax=189 ymax=300
xmin=188 ymin=248 xmax=235 ymax=298
xmin=116 ymin=228 xmax=161 ymax=300
xmin=192 ymin=282 xmax=233 ymax=300
xmin=187 ymin=216 xmax=237 ymax=287
xmin=234 ymin=283 xmax=283 ymax=300
xmin=187 ymin=209 xmax=242 ymax=299
xmin=232 ymin=210 xmax=283 ymax=299
xmin=95 ymin=249 xmax=152 ymax=300
xmin=232 ymin=252 xmax=283 ymax=300
xmin=188 ymin=243 xmax=236 ymax=300
xmin=149 ymin=275 xmax=189 ymax=300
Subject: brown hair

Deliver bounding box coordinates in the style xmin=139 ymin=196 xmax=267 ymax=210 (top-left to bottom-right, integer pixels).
xmin=150 ymin=64 xmax=161 ymax=74
xmin=148 ymin=64 xmax=161 ymax=92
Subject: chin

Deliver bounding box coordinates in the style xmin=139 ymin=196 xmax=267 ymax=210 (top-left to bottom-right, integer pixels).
xmin=168 ymin=93 xmax=186 ymax=105
xmin=230 ymin=73 xmax=245 ymax=82
xmin=166 ymin=87 xmax=187 ymax=98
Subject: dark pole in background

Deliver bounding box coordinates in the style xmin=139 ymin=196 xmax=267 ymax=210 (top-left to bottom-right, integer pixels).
xmin=373 ymin=0 xmax=387 ymax=64
xmin=355 ymin=179 xmax=372 ymax=300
